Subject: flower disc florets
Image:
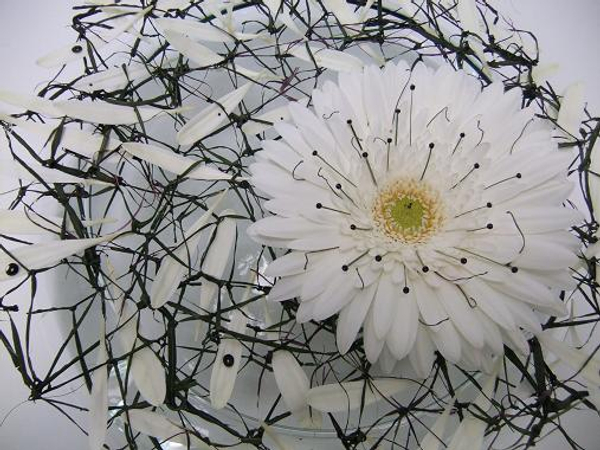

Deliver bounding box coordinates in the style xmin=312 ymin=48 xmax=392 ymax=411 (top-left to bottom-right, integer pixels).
xmin=249 ymin=61 xmax=580 ymax=376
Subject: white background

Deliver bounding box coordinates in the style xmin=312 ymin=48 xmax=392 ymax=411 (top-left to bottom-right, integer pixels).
xmin=0 ymin=1 xmax=599 ymax=449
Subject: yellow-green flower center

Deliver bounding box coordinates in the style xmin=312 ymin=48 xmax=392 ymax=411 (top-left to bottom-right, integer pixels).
xmin=372 ymin=179 xmax=444 ymax=243
xmin=388 ymin=196 xmax=425 ymax=232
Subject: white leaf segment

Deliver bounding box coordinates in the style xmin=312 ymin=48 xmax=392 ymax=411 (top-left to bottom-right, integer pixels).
xmin=209 ymin=309 xmax=248 ymax=409
xmin=0 ymin=232 xmax=121 ymax=282
xmin=198 ymin=209 xmax=237 ymax=313
xmin=557 ymin=82 xmax=585 ymax=138
xmin=122 ymin=142 xmax=232 ymax=180
xmin=150 ymin=189 xmax=229 ymax=309
xmin=272 ymin=350 xmax=322 ymax=427
xmin=289 ymin=44 xmax=365 ymax=72
xmin=306 ymin=378 xmax=411 ymax=413
xmin=36 ymin=6 xmax=153 ymax=68
xmin=177 ymin=82 xmax=253 ymax=145
xmin=127 ymin=410 xmax=217 ymax=449
xmin=88 ymin=322 xmax=109 ymax=450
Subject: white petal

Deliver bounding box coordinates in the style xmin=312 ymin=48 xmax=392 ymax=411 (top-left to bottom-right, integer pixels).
xmin=55 ymin=100 xmax=170 ymax=125
xmin=557 ymin=82 xmax=585 ymax=137
xmin=589 ymin=141 xmax=600 ymax=214
xmin=105 ymin=259 xmax=138 ymax=352
xmin=0 ymin=114 xmax=122 ymax=158
xmin=437 ymin=282 xmax=485 ymax=349
xmin=264 ymin=252 xmax=307 ymax=278
xmin=321 ymin=0 xmax=358 ymax=27
xmin=272 ymin=350 xmax=310 ymax=412
xmin=311 ymin=271 xmax=356 ymax=320
xmin=4 ymin=164 xmax=111 ymax=187
xmin=177 ymin=82 xmax=252 ymax=145
xmin=150 ymin=190 xmax=228 ymax=308
xmin=268 ymin=274 xmax=303 ymax=302
xmin=0 ymin=210 xmax=63 ymax=235
xmin=0 ymin=89 xmax=62 ymax=116
xmin=163 ymin=30 xmax=224 ymax=67
xmin=336 ymin=283 xmax=376 ymax=354
xmin=419 ymin=398 xmax=454 ymax=450
xmin=210 ymin=310 xmax=248 ymax=409
xmin=373 ymin=276 xmax=396 ymax=340
xmin=199 ymin=210 xmax=237 ymax=312
xmin=73 ymin=63 xmax=152 ymax=92
xmin=122 ymin=142 xmax=231 ymax=180
xmin=409 ymin=324 xmax=436 ymax=378
xmin=531 ymin=63 xmax=560 ymax=85
xmin=538 ymin=332 xmax=600 ymax=386
xmin=289 ymin=45 xmax=364 ymax=72
xmin=0 ymin=233 xmax=120 ymax=282
xmin=89 ymin=323 xmax=108 ymax=450
xmin=36 ymin=7 xmax=152 ymax=68
xmin=262 ymin=423 xmax=298 ymax=450
xmin=363 ymin=308 xmax=385 ymax=363
xmin=386 ymin=288 xmax=419 ymax=360
xmin=130 ymin=346 xmax=166 ymax=406
xmin=127 ymin=410 xmax=217 ymax=448
xmin=447 ymin=361 xmax=500 ymax=450
xmin=446 ymin=416 xmax=486 ymax=450
xmin=242 ymin=99 xmax=308 ymax=135
xmin=457 ymin=0 xmax=481 ymax=35
xmin=156 ymin=17 xmax=234 ymax=43
xmin=306 ymin=378 xmax=411 ymax=413
xmin=127 ymin=410 xmax=182 ymax=441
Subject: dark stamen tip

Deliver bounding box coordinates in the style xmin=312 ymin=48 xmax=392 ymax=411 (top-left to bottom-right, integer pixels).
xmin=223 ymin=354 xmax=235 ymax=367
xmin=5 ymin=263 xmax=19 ymax=277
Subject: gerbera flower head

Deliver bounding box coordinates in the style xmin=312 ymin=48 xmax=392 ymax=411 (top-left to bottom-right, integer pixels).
xmin=249 ymin=61 xmax=580 ymax=375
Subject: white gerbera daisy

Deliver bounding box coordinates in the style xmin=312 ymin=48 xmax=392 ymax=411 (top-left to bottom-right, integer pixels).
xmin=248 ymin=61 xmax=581 ymax=375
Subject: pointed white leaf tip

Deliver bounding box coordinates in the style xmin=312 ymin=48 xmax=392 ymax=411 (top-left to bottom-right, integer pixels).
xmin=0 ymin=233 xmax=120 ymax=282
xmin=306 ymin=378 xmax=411 ymax=413
xmin=557 ymin=82 xmax=585 ymax=138
xmin=150 ymin=189 xmax=229 ymax=308
xmin=209 ymin=309 xmax=248 ymax=409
